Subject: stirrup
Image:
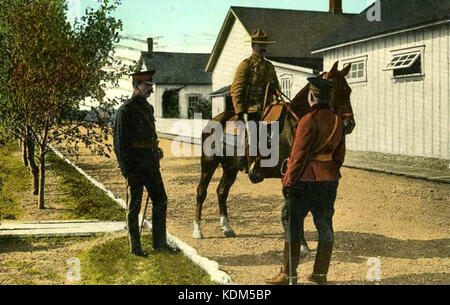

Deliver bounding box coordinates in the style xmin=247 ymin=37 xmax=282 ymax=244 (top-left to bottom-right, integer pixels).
xmin=249 ymin=162 xmax=264 ymax=184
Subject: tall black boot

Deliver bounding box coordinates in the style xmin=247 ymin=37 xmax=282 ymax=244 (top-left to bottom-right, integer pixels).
xmin=128 ymin=230 xmax=148 ymax=257
xmin=152 ymin=202 xmax=179 ymax=253
xmin=306 ymin=241 xmax=333 ymax=285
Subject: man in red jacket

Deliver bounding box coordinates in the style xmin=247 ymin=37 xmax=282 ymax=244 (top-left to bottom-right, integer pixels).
xmin=266 ymin=76 xmax=345 ymax=285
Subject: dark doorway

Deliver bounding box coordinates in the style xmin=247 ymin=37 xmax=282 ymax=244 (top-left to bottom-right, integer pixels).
xmin=162 ymin=89 xmax=180 ymax=118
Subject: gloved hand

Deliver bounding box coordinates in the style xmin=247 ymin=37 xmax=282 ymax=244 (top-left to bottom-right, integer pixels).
xmin=282 ymin=185 xmax=291 ymax=198
xmin=158 ymin=147 xmax=164 ymax=160
xmin=343 ymin=117 xmax=356 ymax=135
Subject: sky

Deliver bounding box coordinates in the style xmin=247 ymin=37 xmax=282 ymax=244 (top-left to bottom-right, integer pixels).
xmin=71 ymin=0 xmax=376 ymax=53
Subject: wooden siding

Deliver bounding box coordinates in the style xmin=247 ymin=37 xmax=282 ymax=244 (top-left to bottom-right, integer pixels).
xmin=324 ymin=23 xmax=450 ymax=159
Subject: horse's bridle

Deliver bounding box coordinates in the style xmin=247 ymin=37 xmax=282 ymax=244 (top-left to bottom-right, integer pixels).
xmin=320 ymin=71 xmax=352 ymax=114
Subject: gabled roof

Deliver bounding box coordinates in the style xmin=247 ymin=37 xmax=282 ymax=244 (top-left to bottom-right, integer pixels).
xmin=313 ymin=0 xmax=450 ymax=52
xmin=206 ymin=6 xmax=355 ymax=72
xmin=210 ymin=85 xmax=231 ymax=96
xmin=142 ymin=52 xmax=212 ymax=85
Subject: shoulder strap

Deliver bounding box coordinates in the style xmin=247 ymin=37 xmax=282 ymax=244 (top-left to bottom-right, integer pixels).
xmin=131 ymin=102 xmax=156 ymax=130
xmin=314 ymin=114 xmax=339 ymax=154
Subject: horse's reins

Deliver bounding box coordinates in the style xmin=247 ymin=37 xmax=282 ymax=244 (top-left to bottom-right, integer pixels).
xmin=278 ymin=95 xmax=300 ymax=123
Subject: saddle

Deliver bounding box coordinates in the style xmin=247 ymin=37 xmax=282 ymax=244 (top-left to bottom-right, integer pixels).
xmin=223 ymin=101 xmax=287 ymax=136
xmin=221 ymin=99 xmax=296 ymax=150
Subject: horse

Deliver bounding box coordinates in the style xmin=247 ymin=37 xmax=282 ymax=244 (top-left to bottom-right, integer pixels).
xmin=193 ymin=61 xmax=354 ymax=246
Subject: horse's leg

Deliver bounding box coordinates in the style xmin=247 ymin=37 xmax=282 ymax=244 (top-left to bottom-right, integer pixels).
xmin=193 ymin=157 xmax=219 ymax=239
xmin=300 ymin=231 xmax=311 ymax=258
xmin=217 ymin=164 xmax=239 ymax=238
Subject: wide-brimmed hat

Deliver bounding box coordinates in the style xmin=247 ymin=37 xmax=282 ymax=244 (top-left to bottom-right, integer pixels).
xmin=245 ymin=28 xmax=276 ymax=44
xmin=130 ymin=70 xmax=155 ymax=85
xmin=307 ymin=76 xmax=333 ymax=98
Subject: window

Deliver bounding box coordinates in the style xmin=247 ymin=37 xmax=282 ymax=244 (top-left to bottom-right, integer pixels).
xmin=384 ymin=46 xmax=424 ymax=78
xmin=187 ymin=94 xmax=201 ymax=119
xmin=342 ymin=56 xmax=367 ymax=83
xmin=188 ymin=95 xmax=200 ymax=104
xmin=280 ymin=75 xmax=293 ymax=99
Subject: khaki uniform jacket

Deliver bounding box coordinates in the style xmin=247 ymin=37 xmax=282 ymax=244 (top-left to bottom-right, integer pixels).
xmin=230 ymin=53 xmax=280 ymax=115
xmin=282 ymin=103 xmax=346 ymax=186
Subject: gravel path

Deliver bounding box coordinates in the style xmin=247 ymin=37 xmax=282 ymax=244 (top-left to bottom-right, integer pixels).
xmin=57 ymin=139 xmax=450 ymax=285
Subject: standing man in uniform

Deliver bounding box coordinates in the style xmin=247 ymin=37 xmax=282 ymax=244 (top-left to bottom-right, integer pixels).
xmin=230 ymin=28 xmax=281 ymax=172
xmin=113 ymin=70 xmax=178 ymax=257
xmin=266 ymin=76 xmax=345 ymax=285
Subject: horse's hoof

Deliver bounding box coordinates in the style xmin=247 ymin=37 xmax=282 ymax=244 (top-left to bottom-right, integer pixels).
xmin=223 ymin=230 xmax=236 ymax=238
xmin=300 ymin=244 xmax=311 ymax=259
xmin=193 ymin=231 xmax=204 ymax=239
xmin=193 ymin=221 xmax=204 ymax=239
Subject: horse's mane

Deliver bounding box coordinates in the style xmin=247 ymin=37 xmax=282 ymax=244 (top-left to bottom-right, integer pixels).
xmin=288 ymin=64 xmax=352 ymax=119
xmin=290 ymin=84 xmax=311 ymax=119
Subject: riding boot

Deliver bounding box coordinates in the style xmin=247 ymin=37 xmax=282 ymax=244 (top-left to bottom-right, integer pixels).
xmin=304 ymin=241 xmax=333 ymax=285
xmin=265 ymin=241 xmax=301 ymax=285
xmin=153 ymin=216 xmax=179 ymax=253
xmin=152 ymin=201 xmax=179 ymax=253
xmin=248 ymin=161 xmax=264 ymax=184
xmin=129 ymin=230 xmax=147 ymax=257
xmin=151 ymin=202 xmax=167 ymax=250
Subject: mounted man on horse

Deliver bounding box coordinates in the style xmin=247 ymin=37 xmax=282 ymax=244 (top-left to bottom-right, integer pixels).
xmin=193 ymin=28 xmax=356 ymax=250
xmin=229 ymin=28 xmax=280 ymax=176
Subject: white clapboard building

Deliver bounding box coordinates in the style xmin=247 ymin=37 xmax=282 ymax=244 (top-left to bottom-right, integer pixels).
xmin=312 ymin=0 xmax=450 ymax=160
xmin=206 ymin=3 xmax=356 ymax=117
xmin=105 ymin=37 xmax=212 ymax=121
xmin=140 ymin=39 xmax=212 ymax=119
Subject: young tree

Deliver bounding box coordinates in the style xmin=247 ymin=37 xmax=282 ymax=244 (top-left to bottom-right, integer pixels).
xmin=0 ymin=0 xmax=134 ymax=208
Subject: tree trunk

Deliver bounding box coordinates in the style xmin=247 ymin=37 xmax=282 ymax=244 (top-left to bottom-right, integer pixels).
xmin=26 ymin=139 xmax=39 ymax=195
xmin=37 ymin=120 xmax=49 ymax=209
xmin=37 ymin=149 xmax=46 ymax=209
xmin=20 ymin=138 xmax=29 ymax=167
xmin=24 ymin=128 xmax=39 ymax=195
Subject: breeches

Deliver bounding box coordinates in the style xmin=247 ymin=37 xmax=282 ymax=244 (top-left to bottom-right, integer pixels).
xmin=282 ymin=181 xmax=338 ymax=242
xmin=126 ymin=170 xmax=168 ymax=237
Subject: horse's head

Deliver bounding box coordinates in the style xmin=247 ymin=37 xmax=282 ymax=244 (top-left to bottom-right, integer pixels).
xmin=321 ymin=61 xmax=351 ymax=113
xmin=321 ymin=61 xmax=356 ymax=134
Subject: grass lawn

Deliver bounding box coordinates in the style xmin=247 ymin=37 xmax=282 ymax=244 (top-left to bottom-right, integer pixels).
xmin=79 ymin=233 xmax=217 ymax=285
xmin=0 ymin=141 xmax=30 ymax=220
xmin=47 ymin=151 xmax=124 ymax=221
xmin=0 ymin=140 xmax=124 ymax=221
xmin=0 ymin=235 xmax=98 ymax=285
xmin=0 ymin=233 xmax=217 ymax=285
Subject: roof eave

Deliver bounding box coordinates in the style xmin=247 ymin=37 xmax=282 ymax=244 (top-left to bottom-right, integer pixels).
xmin=206 ymin=8 xmax=252 ymax=72
xmin=268 ymin=60 xmax=315 ymax=74
xmin=206 ymin=9 xmax=235 ymax=72
xmin=312 ymin=18 xmax=450 ymax=54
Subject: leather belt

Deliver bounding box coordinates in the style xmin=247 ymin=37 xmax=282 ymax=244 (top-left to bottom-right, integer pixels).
xmin=131 ymin=142 xmax=158 ymax=149
xmin=310 ymin=154 xmax=333 ymax=162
